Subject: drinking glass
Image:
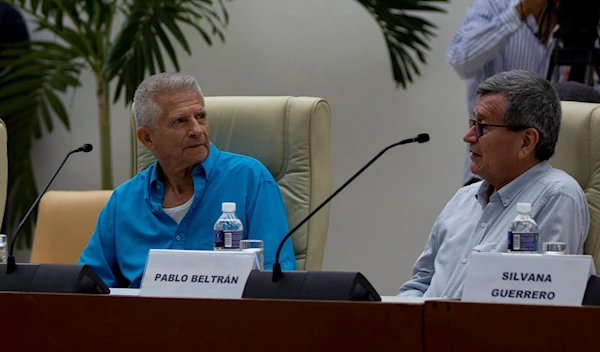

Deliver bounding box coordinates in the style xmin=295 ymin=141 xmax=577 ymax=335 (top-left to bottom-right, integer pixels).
xmin=240 ymin=239 xmax=264 ymax=270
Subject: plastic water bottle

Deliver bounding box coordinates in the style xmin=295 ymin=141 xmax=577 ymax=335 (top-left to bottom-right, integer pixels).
xmin=508 ymin=203 xmax=539 ymax=252
xmin=214 ymin=202 xmax=243 ymax=250
xmin=0 ymin=234 xmax=6 ymax=262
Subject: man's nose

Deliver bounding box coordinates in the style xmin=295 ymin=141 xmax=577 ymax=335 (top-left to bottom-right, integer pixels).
xmin=463 ymin=124 xmax=478 ymax=143
xmin=188 ymin=119 xmax=205 ymax=137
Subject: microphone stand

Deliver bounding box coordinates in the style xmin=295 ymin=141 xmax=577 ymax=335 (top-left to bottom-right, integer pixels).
xmin=271 ymin=134 xmax=430 ymax=282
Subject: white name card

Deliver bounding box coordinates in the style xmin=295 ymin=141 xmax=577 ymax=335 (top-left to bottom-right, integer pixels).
xmin=462 ymin=252 xmax=595 ymax=306
xmin=139 ymin=249 xmax=257 ymax=299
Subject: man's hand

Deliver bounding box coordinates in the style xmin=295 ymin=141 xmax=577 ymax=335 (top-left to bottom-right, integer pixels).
xmin=515 ymin=0 xmax=549 ymax=20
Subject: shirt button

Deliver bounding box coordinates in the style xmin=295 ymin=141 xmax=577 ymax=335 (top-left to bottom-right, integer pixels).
xmin=481 ymin=222 xmax=487 ymax=228
xmin=504 ymin=199 xmax=510 ymax=206
xmin=490 ymin=249 xmax=496 ymax=252
xmin=176 ymin=235 xmax=181 ymax=241
xmin=461 ymin=257 xmax=468 ymax=264
xmin=154 ymin=206 xmax=159 ymax=212
xmin=156 ymin=184 xmax=161 ymax=190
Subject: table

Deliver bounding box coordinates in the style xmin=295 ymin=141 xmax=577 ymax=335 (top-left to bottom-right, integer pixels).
xmin=5 ymin=291 xmax=600 ymax=351
xmin=0 ymin=292 xmax=423 ymax=352
xmin=424 ymin=300 xmax=600 ymax=352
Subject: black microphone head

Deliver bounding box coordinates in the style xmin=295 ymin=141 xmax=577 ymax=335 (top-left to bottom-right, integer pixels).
xmin=416 ymin=134 xmax=430 ymax=143
xmin=80 ymin=144 xmax=93 ymax=153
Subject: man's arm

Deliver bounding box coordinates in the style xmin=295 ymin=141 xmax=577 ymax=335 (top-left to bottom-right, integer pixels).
xmin=534 ymin=191 xmax=590 ymax=254
xmin=77 ymin=194 xmax=120 ymax=287
xmin=397 ymin=224 xmax=439 ymax=297
xmin=446 ymin=0 xmax=526 ymax=79
xmin=246 ymin=176 xmax=296 ymax=271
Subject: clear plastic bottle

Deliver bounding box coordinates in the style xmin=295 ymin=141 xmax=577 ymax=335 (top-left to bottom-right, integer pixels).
xmin=0 ymin=234 xmax=6 ymax=262
xmin=213 ymin=202 xmax=243 ymax=250
xmin=508 ymin=203 xmax=539 ymax=252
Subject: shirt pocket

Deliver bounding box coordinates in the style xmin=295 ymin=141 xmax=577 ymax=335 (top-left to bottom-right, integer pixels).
xmin=472 ymin=241 xmax=500 ymax=253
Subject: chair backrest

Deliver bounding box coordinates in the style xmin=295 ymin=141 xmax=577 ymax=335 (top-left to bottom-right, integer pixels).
xmin=132 ymin=96 xmax=332 ymax=270
xmin=30 ymin=190 xmax=113 ymax=264
xmin=0 ymin=119 xmax=6 ymax=229
xmin=548 ymin=101 xmax=600 ymax=271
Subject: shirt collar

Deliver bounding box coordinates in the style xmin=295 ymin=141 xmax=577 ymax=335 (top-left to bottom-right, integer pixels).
xmin=148 ymin=142 xmax=220 ymax=190
xmin=476 ymin=161 xmax=551 ymax=207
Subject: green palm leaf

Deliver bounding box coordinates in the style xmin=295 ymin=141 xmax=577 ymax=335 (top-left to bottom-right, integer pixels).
xmin=356 ymin=0 xmax=448 ymax=88
xmin=0 ymin=40 xmax=83 ymax=248
xmin=104 ymin=0 xmax=229 ymax=105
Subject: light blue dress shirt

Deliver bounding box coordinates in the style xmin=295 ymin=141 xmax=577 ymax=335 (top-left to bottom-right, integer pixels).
xmin=78 ymin=143 xmax=296 ymax=288
xmin=398 ymin=162 xmax=589 ymax=298
xmin=446 ymin=0 xmax=558 ymax=184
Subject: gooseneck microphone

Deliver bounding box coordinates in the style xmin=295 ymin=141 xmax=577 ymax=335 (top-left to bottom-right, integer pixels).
xmin=6 ymin=143 xmax=93 ymax=274
xmin=271 ymin=134 xmax=430 ymax=282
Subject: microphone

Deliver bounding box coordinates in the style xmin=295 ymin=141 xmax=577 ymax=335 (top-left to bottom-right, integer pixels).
xmin=271 ymin=133 xmax=430 ymax=282
xmin=6 ymin=143 xmax=93 ymax=274
xmin=77 ymin=143 xmax=93 ymax=153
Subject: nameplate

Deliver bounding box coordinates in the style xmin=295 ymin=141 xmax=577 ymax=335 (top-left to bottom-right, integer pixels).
xmin=462 ymin=252 xmax=595 ymax=306
xmin=139 ymin=249 xmax=257 ymax=299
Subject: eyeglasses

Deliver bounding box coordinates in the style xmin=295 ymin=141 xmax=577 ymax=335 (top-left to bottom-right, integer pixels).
xmin=468 ymin=119 xmax=531 ymax=137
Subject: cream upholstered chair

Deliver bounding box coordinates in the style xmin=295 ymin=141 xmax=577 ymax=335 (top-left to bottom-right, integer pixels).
xmin=0 ymin=119 xmax=7 ymax=229
xmin=31 ymin=96 xmax=332 ymax=271
xmin=30 ymin=191 xmax=113 ymax=264
xmin=548 ymin=101 xmax=600 ymax=272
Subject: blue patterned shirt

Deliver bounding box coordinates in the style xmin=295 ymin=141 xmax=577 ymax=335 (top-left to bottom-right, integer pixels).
xmin=398 ymin=161 xmax=589 ymax=298
xmin=78 ymin=143 xmax=296 ymax=288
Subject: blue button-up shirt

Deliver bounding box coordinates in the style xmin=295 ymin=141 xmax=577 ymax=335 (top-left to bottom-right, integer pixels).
xmin=398 ymin=162 xmax=590 ymax=298
xmin=78 ymin=143 xmax=296 ymax=288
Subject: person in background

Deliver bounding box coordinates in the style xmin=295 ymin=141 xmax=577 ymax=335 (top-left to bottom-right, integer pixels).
xmin=0 ymin=2 xmax=29 ymax=61
xmin=397 ymin=70 xmax=589 ymax=298
xmin=553 ymin=81 xmax=600 ymax=103
xmin=447 ymin=0 xmax=558 ymax=186
xmin=78 ymin=72 xmax=296 ymax=288
xmin=0 ymin=2 xmax=29 ymax=235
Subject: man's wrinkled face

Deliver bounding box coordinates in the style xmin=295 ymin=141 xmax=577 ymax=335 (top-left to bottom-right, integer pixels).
xmin=463 ymin=93 xmax=525 ymax=185
xmin=142 ymin=90 xmax=210 ymax=169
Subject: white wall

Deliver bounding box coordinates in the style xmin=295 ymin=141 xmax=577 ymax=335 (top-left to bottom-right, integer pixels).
xmin=25 ymin=0 xmax=472 ymax=295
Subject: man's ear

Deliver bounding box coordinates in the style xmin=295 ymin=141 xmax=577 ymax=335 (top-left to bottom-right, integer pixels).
xmin=137 ymin=126 xmax=157 ymax=152
xmin=518 ymin=128 xmax=540 ymax=159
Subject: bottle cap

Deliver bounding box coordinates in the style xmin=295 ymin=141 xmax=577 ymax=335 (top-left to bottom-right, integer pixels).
xmin=222 ymin=202 xmax=236 ymax=212
xmin=516 ymin=203 xmax=531 ymax=214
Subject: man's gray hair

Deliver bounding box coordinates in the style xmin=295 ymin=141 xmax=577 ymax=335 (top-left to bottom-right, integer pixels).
xmin=477 ymin=70 xmax=561 ymax=161
xmin=133 ymin=72 xmax=203 ymax=128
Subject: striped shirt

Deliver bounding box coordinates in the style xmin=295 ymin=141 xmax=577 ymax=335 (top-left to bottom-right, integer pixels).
xmin=446 ymin=0 xmax=558 ymax=184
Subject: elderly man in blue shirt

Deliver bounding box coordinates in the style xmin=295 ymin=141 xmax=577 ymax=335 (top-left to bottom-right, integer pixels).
xmin=398 ymin=70 xmax=590 ymax=299
xmin=78 ymin=72 xmax=296 ymax=288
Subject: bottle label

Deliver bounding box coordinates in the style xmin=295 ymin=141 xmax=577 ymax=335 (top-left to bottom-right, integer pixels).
xmin=214 ymin=230 xmax=243 ymax=249
xmin=508 ymin=231 xmax=538 ymax=252
xmin=214 ymin=230 xmax=225 ymax=248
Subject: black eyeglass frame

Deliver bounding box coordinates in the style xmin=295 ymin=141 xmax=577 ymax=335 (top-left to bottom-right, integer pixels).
xmin=468 ymin=119 xmax=532 ymax=137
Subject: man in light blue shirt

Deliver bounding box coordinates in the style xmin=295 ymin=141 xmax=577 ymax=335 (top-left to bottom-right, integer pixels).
xmin=397 ymin=70 xmax=590 ymax=298
xmin=78 ymin=72 xmax=296 ymax=288
xmin=447 ymin=0 xmax=558 ymax=185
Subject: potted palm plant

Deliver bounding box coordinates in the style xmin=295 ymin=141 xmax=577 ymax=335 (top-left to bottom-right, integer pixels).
xmin=0 ymin=0 xmax=447 ymax=247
